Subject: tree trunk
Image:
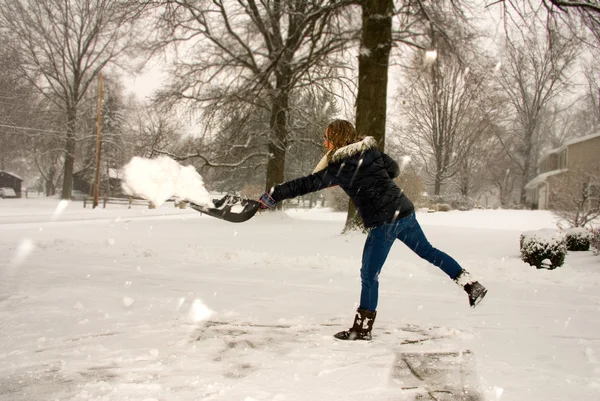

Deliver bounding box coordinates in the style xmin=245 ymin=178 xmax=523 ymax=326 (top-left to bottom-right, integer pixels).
xmin=265 ymin=89 xmax=289 ymax=200
xmin=344 ymin=0 xmax=393 ymax=233
xmin=45 ymin=165 xmax=56 ymax=196
xmin=434 ymin=176 xmax=442 ymax=196
xmin=459 ymin=179 xmax=469 ymax=197
xmin=61 ymin=107 xmax=77 ymax=200
xmin=519 ymin=127 xmax=534 ymax=205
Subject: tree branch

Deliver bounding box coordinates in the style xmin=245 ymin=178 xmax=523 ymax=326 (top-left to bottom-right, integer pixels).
xmin=153 ymin=148 xmax=271 ymax=168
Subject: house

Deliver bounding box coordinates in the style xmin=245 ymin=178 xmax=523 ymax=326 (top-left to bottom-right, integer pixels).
xmin=525 ymin=132 xmax=600 ymax=209
xmin=0 ymin=171 xmax=23 ymax=198
xmin=73 ymin=168 xmax=125 ymax=197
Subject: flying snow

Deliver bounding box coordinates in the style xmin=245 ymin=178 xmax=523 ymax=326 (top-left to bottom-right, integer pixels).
xmin=424 ymin=50 xmax=438 ymax=66
xmin=121 ymin=156 xmax=213 ymax=207
xmin=52 ymin=200 xmax=69 ymax=221
xmin=123 ymin=296 xmax=135 ymax=308
xmin=7 ymin=238 xmax=34 ymax=269
xmin=189 ymin=299 xmax=213 ymax=322
xmin=400 ymin=155 xmax=411 ymax=171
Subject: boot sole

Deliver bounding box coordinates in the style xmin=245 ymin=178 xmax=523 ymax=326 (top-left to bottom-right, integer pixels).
xmin=471 ymin=288 xmax=488 ymax=308
xmin=333 ymin=332 xmax=372 ymax=341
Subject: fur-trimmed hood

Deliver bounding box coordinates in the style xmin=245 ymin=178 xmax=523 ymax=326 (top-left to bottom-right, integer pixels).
xmin=330 ymin=136 xmax=378 ymax=163
xmin=313 ymin=136 xmax=378 ymax=173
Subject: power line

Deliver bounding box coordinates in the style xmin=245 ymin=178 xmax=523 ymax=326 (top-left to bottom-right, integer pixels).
xmin=0 ymin=123 xmax=65 ymax=135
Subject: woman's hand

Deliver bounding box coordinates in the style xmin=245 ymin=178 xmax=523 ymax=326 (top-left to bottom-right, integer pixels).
xmin=258 ymin=193 xmax=276 ymax=209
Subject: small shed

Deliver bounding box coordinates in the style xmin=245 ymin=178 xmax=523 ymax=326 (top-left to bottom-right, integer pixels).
xmin=0 ymin=171 xmax=23 ymax=198
xmin=73 ymin=168 xmax=124 ymax=197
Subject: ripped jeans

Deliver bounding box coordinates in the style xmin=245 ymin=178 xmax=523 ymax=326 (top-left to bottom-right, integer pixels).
xmin=359 ymin=212 xmax=463 ymax=311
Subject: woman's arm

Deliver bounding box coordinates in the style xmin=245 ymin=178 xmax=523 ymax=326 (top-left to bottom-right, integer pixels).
xmin=382 ymin=153 xmax=400 ymax=179
xmin=270 ymin=168 xmax=336 ymax=202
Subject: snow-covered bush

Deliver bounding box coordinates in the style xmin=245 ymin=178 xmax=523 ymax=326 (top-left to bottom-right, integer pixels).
xmin=425 ymin=194 xmax=479 ymax=211
xmin=520 ymin=229 xmax=567 ymax=269
xmin=564 ymin=227 xmax=591 ymax=251
xmin=436 ymin=203 xmax=452 ymax=212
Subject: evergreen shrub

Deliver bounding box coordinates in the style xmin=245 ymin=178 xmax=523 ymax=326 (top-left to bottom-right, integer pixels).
xmin=520 ymin=229 xmax=566 ymax=269
xmin=436 ymin=203 xmax=452 ymax=212
xmin=564 ymin=227 xmax=591 ymax=251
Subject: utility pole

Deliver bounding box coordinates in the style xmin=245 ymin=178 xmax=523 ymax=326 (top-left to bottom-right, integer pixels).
xmin=93 ymin=74 xmax=104 ymax=208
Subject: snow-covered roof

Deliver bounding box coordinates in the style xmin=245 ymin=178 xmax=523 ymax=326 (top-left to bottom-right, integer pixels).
xmin=524 ymin=169 xmax=567 ymax=190
xmin=0 ymin=171 xmax=23 ymax=181
xmin=545 ymin=132 xmax=600 ymax=156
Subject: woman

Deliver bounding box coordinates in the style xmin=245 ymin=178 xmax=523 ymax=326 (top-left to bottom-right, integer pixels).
xmin=258 ymin=119 xmax=487 ymax=341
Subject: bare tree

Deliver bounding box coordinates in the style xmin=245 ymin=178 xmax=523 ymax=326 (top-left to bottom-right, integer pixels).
xmin=546 ymin=0 xmax=600 ymax=12
xmin=340 ymin=0 xmax=394 ymax=232
xmin=34 ymin=143 xmax=64 ymax=197
xmin=452 ymin=137 xmax=493 ymax=198
xmin=401 ymin=45 xmax=496 ymax=196
xmin=186 ymin=108 xmax=272 ymax=193
xmin=488 ymin=1 xmax=600 ymax=47
xmin=485 ymin=130 xmax=521 ymax=207
xmin=494 ymin=17 xmax=579 ymax=204
xmin=0 ymin=41 xmax=40 ymax=173
xmin=539 ymin=104 xmax=581 ymax=149
xmin=0 ymin=0 xmax=139 ymax=199
xmin=27 ymin=101 xmax=69 ymax=196
xmin=150 ymin=0 xmax=357 ymax=197
xmin=125 ymin=101 xmax=184 ymax=160
xmin=544 ymin=0 xmax=600 ymax=46
xmin=583 ymin=65 xmax=600 ymax=127
xmin=342 ymin=0 xmax=476 ymax=231
xmin=551 ymin=162 xmax=600 ymax=227
xmin=287 ymin=90 xmax=341 ymax=177
xmin=72 ymin=75 xmax=130 ymax=196
xmin=538 ymin=92 xmax=597 ymax=153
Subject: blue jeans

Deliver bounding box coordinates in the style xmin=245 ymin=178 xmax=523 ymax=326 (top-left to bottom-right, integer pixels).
xmin=359 ymin=212 xmax=463 ymax=311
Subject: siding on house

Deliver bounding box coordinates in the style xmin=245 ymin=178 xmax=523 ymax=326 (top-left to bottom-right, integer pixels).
xmin=566 ymin=135 xmax=600 ymax=169
xmin=525 ymin=132 xmax=600 ymax=209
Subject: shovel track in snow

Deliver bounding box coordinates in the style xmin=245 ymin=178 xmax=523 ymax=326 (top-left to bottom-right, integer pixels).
xmin=392 ymin=350 xmax=484 ymax=401
xmin=191 ymin=320 xmax=484 ymax=400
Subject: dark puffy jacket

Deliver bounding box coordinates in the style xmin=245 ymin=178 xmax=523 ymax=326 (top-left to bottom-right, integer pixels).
xmin=270 ymin=137 xmax=414 ymax=228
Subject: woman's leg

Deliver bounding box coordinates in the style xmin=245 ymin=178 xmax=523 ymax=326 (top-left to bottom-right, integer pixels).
xmin=396 ymin=214 xmax=463 ymax=279
xmin=359 ymin=224 xmax=396 ymax=311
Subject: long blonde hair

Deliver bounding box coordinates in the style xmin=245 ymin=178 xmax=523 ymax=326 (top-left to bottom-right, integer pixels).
xmin=325 ymin=119 xmax=362 ymax=160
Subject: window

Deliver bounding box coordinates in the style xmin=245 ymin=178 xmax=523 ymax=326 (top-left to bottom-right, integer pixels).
xmin=558 ymin=149 xmax=567 ymax=170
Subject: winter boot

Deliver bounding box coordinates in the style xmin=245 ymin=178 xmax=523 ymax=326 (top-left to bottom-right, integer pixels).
xmin=454 ymin=270 xmax=488 ymax=308
xmin=334 ymin=308 xmax=376 ymax=341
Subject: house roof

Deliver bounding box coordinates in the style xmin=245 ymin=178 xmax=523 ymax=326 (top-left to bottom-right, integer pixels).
xmin=524 ymin=169 xmax=567 ymax=190
xmin=74 ymin=168 xmax=123 ymax=180
xmin=545 ymin=131 xmax=600 ymax=156
xmin=0 ymin=171 xmax=23 ymax=181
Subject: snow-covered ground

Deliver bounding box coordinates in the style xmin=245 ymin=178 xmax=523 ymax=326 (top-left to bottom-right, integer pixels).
xmin=1 ymin=198 xmax=599 ymax=401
